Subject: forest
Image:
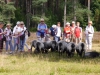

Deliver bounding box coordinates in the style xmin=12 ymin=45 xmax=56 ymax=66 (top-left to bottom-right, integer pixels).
xmin=0 ymin=0 xmax=100 ymax=31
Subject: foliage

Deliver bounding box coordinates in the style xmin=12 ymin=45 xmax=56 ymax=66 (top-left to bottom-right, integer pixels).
xmin=0 ymin=1 xmax=16 ymax=24
xmin=1 ymin=0 xmax=100 ymax=31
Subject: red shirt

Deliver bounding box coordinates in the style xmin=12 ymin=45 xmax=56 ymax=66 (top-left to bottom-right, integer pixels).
xmin=74 ymin=27 xmax=81 ymax=38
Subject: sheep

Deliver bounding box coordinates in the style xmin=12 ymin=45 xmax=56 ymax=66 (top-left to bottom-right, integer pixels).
xmin=57 ymin=40 xmax=67 ymax=56
xmin=76 ymin=42 xmax=86 ymax=57
xmin=84 ymin=51 xmax=99 ymax=58
xmin=66 ymin=42 xmax=76 ymax=57
xmin=31 ymin=40 xmax=38 ymax=53
xmin=44 ymin=40 xmax=57 ymax=53
xmin=35 ymin=41 xmax=45 ymax=53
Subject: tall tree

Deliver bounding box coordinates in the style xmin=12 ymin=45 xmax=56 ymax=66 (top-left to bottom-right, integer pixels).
xmin=64 ymin=0 xmax=66 ymax=27
xmin=88 ymin=0 xmax=90 ymax=21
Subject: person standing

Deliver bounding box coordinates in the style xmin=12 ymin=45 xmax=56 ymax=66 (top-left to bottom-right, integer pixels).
xmin=37 ymin=18 xmax=47 ymax=42
xmin=74 ymin=22 xmax=82 ymax=44
xmin=55 ymin=22 xmax=62 ymax=42
xmin=19 ymin=21 xmax=26 ymax=52
xmin=0 ymin=22 xmax=5 ymax=52
xmin=85 ymin=21 xmax=94 ymax=50
xmin=4 ymin=23 xmax=13 ymax=53
xmin=13 ymin=21 xmax=21 ymax=52
xmin=64 ymin=22 xmax=71 ymax=42
xmin=24 ymin=28 xmax=31 ymax=52
xmin=71 ymin=21 xmax=76 ymax=42
xmin=50 ymin=25 xmax=56 ymax=40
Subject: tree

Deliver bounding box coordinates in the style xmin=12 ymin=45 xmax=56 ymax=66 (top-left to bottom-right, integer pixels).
xmin=64 ymin=0 xmax=67 ymax=27
xmin=0 ymin=0 xmax=16 ymax=23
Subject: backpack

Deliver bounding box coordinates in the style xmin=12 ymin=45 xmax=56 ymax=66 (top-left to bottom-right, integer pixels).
xmin=28 ymin=30 xmax=31 ymax=37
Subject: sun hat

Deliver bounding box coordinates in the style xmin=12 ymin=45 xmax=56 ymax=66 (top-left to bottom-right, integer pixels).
xmin=6 ymin=23 xmax=12 ymax=26
xmin=40 ymin=18 xmax=44 ymax=22
xmin=88 ymin=21 xmax=92 ymax=24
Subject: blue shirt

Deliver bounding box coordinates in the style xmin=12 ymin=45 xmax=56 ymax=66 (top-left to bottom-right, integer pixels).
xmin=37 ymin=23 xmax=47 ymax=32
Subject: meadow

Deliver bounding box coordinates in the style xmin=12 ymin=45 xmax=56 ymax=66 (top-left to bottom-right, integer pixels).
xmin=0 ymin=32 xmax=100 ymax=75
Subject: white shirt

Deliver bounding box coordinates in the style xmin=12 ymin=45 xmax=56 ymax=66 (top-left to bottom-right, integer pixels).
xmin=20 ymin=26 xmax=26 ymax=36
xmin=56 ymin=26 xmax=61 ymax=37
xmin=4 ymin=28 xmax=12 ymax=41
xmin=85 ymin=25 xmax=94 ymax=37
xmin=13 ymin=25 xmax=21 ymax=35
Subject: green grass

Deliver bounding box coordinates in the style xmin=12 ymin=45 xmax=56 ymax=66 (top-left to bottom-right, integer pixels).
xmin=0 ymin=43 xmax=100 ymax=75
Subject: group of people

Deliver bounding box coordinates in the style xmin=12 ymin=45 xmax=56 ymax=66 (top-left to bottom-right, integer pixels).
xmin=0 ymin=18 xmax=94 ymax=54
xmin=0 ymin=21 xmax=30 ymax=54
xmin=36 ymin=18 xmax=94 ymax=51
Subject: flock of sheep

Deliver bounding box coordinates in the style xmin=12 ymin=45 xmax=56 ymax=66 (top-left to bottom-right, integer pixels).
xmin=31 ymin=40 xmax=100 ymax=58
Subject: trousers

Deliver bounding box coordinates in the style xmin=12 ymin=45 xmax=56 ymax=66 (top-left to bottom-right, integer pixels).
xmin=85 ymin=36 xmax=93 ymax=50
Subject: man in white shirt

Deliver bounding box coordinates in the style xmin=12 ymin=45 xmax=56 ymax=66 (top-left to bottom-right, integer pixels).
xmin=85 ymin=21 xmax=94 ymax=50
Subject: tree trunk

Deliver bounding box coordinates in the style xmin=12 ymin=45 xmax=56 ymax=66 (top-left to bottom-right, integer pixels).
xmin=64 ymin=0 xmax=67 ymax=27
xmin=73 ymin=0 xmax=76 ymax=21
xmin=88 ymin=0 xmax=90 ymax=21
xmin=26 ymin=0 xmax=32 ymax=29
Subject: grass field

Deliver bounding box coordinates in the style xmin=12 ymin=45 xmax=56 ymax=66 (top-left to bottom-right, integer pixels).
xmin=0 ymin=32 xmax=100 ymax=75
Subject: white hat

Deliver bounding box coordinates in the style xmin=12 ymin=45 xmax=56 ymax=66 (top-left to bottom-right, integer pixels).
xmin=72 ymin=21 xmax=75 ymax=24
xmin=40 ymin=18 xmax=44 ymax=21
xmin=52 ymin=24 xmax=56 ymax=28
xmin=16 ymin=21 xmax=20 ymax=25
xmin=66 ymin=22 xmax=70 ymax=25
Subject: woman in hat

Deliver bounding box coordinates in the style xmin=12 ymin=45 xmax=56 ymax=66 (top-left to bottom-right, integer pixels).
xmin=4 ymin=23 xmax=13 ymax=53
xmin=85 ymin=21 xmax=94 ymax=50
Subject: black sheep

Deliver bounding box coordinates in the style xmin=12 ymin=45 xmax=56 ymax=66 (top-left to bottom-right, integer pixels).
xmin=31 ymin=40 xmax=38 ymax=52
xmin=66 ymin=42 xmax=76 ymax=57
xmin=84 ymin=51 xmax=99 ymax=58
xmin=57 ymin=40 xmax=67 ymax=56
xmin=44 ymin=40 xmax=57 ymax=53
xmin=35 ymin=41 xmax=45 ymax=53
xmin=76 ymin=42 xmax=86 ymax=57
